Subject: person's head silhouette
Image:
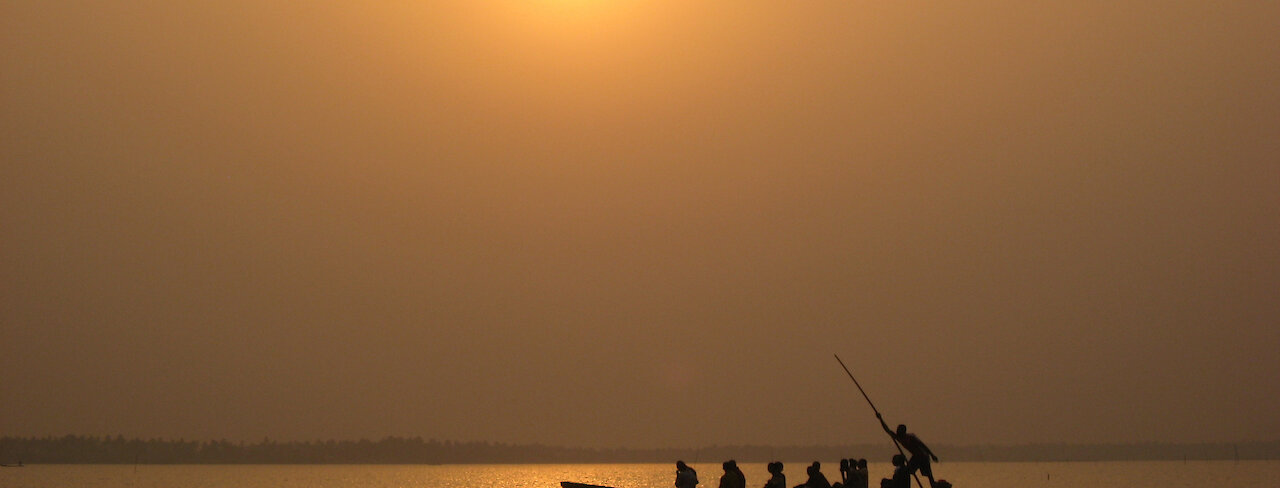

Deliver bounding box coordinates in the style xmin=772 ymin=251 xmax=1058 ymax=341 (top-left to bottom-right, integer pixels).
xmin=892 ymin=454 xmax=906 ymax=467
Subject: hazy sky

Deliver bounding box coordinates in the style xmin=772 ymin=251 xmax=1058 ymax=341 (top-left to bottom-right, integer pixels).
xmin=2 ymin=1 xmax=1277 ymax=449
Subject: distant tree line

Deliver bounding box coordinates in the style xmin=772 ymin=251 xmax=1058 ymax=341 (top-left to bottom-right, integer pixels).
xmin=1 ymin=435 xmax=1277 ymax=464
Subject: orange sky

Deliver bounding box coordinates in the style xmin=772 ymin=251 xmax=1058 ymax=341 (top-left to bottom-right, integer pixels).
xmin=2 ymin=1 xmax=1278 ymax=448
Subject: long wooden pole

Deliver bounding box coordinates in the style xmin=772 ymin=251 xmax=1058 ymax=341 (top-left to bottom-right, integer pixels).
xmin=834 ymin=354 xmax=924 ymax=488
xmin=835 ymin=354 xmax=884 ymax=416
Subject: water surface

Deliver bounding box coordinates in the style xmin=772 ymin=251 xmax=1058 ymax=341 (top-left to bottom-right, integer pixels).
xmin=1 ymin=461 xmax=1275 ymax=488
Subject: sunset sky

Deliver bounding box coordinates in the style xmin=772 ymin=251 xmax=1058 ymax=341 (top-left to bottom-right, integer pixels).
xmin=2 ymin=2 xmax=1277 ymax=449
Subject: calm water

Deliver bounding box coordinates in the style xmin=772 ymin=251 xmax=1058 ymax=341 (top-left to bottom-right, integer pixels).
xmin=1 ymin=461 xmax=1276 ymax=488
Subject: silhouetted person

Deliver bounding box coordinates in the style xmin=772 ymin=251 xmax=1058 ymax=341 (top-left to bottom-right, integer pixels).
xmin=763 ymin=462 xmax=786 ymax=488
xmin=887 ymin=454 xmax=910 ymax=488
xmin=794 ymin=461 xmax=831 ymax=488
xmin=878 ymin=413 xmax=939 ymax=488
xmin=676 ymin=461 xmax=699 ymax=488
xmin=855 ymin=459 xmax=869 ymax=488
xmin=839 ymin=459 xmax=851 ymax=487
xmin=720 ymin=460 xmax=746 ymax=488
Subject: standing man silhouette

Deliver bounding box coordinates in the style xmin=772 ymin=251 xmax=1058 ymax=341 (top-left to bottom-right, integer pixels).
xmin=877 ymin=413 xmax=939 ymax=488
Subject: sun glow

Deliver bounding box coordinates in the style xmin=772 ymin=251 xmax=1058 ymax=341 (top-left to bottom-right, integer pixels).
xmin=539 ymin=0 xmax=610 ymax=13
xmin=522 ymin=0 xmax=642 ymax=22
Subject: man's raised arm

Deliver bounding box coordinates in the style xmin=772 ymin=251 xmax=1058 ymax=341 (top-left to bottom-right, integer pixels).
xmin=875 ymin=412 xmax=894 ymax=436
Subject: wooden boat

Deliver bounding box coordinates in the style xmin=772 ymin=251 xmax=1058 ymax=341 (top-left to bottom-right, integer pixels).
xmin=561 ymin=482 xmax=614 ymax=488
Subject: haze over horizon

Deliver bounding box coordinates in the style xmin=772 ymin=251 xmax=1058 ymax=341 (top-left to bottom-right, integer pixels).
xmin=3 ymin=2 xmax=1277 ymax=450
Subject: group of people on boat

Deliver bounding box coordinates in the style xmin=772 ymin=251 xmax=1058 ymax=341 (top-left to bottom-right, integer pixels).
xmin=673 ymin=417 xmax=948 ymax=488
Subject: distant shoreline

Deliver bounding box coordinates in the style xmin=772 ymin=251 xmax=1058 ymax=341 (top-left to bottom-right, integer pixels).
xmin=3 ymin=436 xmax=1278 ymax=464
